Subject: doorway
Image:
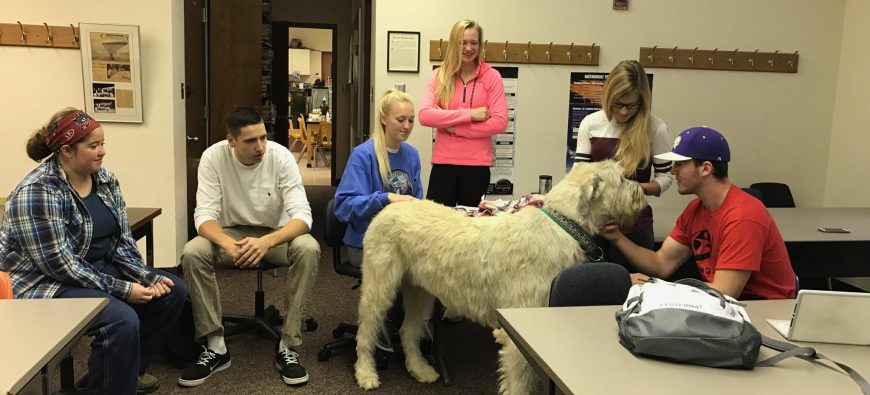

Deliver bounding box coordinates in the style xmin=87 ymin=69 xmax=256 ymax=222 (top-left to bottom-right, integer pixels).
xmin=274 ymin=23 xmax=337 ymax=187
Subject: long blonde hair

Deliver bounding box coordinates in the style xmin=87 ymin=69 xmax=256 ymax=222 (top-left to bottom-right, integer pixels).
xmin=435 ymin=19 xmax=483 ymax=108
xmin=603 ymin=60 xmax=653 ymax=177
xmin=373 ymin=89 xmax=414 ymax=189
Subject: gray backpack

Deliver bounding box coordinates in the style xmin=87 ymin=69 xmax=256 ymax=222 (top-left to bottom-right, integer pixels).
xmin=615 ymin=278 xmax=869 ymax=394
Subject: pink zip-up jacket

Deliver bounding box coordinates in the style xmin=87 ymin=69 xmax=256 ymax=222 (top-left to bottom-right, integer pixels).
xmin=418 ymin=61 xmax=508 ymax=166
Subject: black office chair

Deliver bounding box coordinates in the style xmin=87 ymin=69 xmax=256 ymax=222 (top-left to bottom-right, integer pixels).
xmin=317 ymin=199 xmax=364 ymax=362
xmin=546 ymin=262 xmax=632 ymax=395
xmin=549 ymin=262 xmax=632 ymax=307
xmin=741 ymin=187 xmax=764 ymax=203
xmin=222 ymin=262 xmax=318 ymax=341
xmin=222 ymin=262 xmax=281 ymax=340
xmin=749 ymin=182 xmax=796 ymax=208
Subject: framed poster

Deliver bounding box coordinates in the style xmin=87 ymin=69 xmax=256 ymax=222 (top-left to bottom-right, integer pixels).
xmin=387 ymin=31 xmax=420 ymax=73
xmin=79 ymin=23 xmax=143 ymax=123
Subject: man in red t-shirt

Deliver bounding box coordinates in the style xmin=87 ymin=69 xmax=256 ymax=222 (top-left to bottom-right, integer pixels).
xmin=602 ymin=127 xmax=796 ymax=299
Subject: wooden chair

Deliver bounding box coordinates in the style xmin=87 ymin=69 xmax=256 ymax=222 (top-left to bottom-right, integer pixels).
xmin=314 ymin=121 xmax=333 ymax=167
xmin=296 ymin=115 xmax=314 ymax=165
xmin=288 ymin=121 xmax=304 ymax=151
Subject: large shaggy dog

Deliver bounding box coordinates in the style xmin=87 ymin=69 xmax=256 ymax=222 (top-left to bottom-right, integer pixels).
xmin=354 ymin=160 xmax=646 ymax=394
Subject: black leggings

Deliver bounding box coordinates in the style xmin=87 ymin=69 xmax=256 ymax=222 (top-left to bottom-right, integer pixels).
xmin=426 ymin=164 xmax=490 ymax=207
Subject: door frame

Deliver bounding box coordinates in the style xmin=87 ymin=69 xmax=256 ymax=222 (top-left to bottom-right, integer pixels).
xmin=273 ymin=22 xmax=339 ymax=183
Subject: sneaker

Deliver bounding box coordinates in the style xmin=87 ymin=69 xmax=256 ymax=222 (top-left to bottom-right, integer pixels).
xmin=75 ymin=373 xmax=160 ymax=394
xmin=275 ymin=347 xmax=309 ymax=385
xmin=177 ymin=347 xmax=231 ymax=387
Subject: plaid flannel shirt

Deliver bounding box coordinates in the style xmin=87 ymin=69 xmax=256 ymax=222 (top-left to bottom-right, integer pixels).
xmin=0 ymin=156 xmax=162 ymax=299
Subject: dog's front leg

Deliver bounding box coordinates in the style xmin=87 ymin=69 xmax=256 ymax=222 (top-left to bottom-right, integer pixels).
xmin=494 ymin=328 xmax=540 ymax=395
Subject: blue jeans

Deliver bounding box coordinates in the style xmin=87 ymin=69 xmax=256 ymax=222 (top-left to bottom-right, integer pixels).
xmin=55 ymin=264 xmax=187 ymax=394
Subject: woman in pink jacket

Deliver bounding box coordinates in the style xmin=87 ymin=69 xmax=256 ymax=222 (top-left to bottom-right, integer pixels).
xmin=418 ymin=19 xmax=508 ymax=207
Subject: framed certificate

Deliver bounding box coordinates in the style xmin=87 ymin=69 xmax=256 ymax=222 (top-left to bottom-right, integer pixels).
xmin=79 ymin=23 xmax=144 ymax=123
xmin=387 ymin=31 xmax=420 ymax=73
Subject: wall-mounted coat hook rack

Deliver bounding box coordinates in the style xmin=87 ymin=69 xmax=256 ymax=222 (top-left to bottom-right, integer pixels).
xmin=429 ymin=39 xmax=599 ymax=66
xmin=1 ymin=22 xmax=80 ymax=49
xmin=639 ymin=46 xmax=798 ymax=73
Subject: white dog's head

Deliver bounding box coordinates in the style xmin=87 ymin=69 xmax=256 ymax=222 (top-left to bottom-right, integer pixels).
xmin=543 ymin=160 xmax=647 ymax=234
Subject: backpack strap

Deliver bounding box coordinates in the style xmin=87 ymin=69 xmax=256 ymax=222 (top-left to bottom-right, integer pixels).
xmin=759 ymin=335 xmax=870 ymax=395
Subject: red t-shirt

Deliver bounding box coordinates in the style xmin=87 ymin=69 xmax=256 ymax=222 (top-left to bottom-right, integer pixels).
xmin=668 ymin=185 xmax=796 ymax=300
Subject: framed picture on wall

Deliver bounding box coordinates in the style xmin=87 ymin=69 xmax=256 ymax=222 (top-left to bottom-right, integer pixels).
xmin=387 ymin=31 xmax=420 ymax=73
xmin=79 ymin=23 xmax=144 ymax=123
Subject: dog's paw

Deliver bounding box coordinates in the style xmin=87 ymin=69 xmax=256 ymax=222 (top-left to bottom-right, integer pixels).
xmin=492 ymin=328 xmax=509 ymax=345
xmin=355 ymin=369 xmax=381 ymax=390
xmin=407 ymin=361 xmax=440 ymax=383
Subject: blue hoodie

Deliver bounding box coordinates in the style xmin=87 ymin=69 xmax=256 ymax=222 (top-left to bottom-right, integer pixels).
xmin=334 ymin=139 xmax=423 ymax=248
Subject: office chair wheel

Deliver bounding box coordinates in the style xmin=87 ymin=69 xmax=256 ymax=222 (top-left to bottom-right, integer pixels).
xmin=317 ymin=347 xmax=332 ymax=362
xmin=264 ymin=305 xmax=282 ymax=326
xmin=332 ymin=328 xmax=346 ymax=339
xmin=304 ymin=316 xmax=319 ymax=331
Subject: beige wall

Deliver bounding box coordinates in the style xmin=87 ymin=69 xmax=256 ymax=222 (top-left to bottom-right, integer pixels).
xmin=0 ymin=0 xmax=186 ymax=268
xmin=824 ymin=0 xmax=870 ymax=207
xmin=373 ymin=0 xmax=854 ymax=211
xmin=290 ymin=27 xmax=333 ymax=52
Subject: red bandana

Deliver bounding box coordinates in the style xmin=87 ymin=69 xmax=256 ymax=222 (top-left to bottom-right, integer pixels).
xmin=45 ymin=111 xmax=101 ymax=151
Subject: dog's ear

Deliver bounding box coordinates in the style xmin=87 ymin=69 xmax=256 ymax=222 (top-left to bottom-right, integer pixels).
xmin=589 ymin=172 xmax=603 ymax=200
xmin=588 ymin=161 xmax=625 ymax=201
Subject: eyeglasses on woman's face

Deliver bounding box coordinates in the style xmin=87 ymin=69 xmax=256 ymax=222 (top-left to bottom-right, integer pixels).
xmin=611 ymin=101 xmax=642 ymax=111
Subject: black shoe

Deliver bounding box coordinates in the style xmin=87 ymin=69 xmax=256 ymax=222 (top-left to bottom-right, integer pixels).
xmin=74 ymin=373 xmax=160 ymax=394
xmin=177 ymin=347 xmax=231 ymax=387
xmin=275 ymin=347 xmax=309 ymax=385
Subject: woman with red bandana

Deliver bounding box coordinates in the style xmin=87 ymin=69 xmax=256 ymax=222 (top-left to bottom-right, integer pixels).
xmin=0 ymin=108 xmax=187 ymax=394
xmin=418 ymin=18 xmax=508 ymax=208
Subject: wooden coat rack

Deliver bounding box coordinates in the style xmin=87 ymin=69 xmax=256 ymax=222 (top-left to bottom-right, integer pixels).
xmin=638 ymin=46 xmax=799 ymax=73
xmin=429 ymin=39 xmax=599 ymax=66
xmin=0 ymin=22 xmax=80 ymax=49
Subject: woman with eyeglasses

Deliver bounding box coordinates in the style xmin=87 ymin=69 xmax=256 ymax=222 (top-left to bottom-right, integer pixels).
xmin=574 ymin=60 xmax=674 ymax=271
xmin=418 ymin=18 xmax=508 ymax=208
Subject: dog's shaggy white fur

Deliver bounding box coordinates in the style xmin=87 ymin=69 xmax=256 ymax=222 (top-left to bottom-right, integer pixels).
xmin=354 ymin=160 xmax=646 ymax=394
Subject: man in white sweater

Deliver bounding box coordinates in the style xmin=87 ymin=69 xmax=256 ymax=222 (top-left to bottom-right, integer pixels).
xmin=178 ymin=107 xmax=320 ymax=388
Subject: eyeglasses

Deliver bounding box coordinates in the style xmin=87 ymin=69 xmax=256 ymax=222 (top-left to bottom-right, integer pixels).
xmin=611 ymin=101 xmax=642 ymax=111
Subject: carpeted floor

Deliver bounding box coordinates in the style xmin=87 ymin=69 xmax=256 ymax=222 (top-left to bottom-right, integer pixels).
xmin=64 ymin=185 xmax=506 ymax=394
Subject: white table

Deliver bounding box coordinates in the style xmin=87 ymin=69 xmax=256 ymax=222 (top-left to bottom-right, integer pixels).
xmin=0 ymin=298 xmax=108 ymax=395
xmin=652 ymin=207 xmax=870 ymax=278
xmin=498 ymin=301 xmax=870 ymax=395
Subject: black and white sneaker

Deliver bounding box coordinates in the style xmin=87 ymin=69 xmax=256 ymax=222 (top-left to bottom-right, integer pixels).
xmin=177 ymin=347 xmax=231 ymax=387
xmin=275 ymin=347 xmax=309 ymax=385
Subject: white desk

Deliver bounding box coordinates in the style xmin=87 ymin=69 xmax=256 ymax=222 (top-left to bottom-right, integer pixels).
xmin=0 ymin=298 xmax=108 ymax=395
xmin=498 ymin=302 xmax=870 ymax=395
xmin=652 ymin=207 xmax=870 ymax=278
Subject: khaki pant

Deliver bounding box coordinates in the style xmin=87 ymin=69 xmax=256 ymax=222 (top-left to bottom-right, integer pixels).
xmin=181 ymin=226 xmax=320 ymax=347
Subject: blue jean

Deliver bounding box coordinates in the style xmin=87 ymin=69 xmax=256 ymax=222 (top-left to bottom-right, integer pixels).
xmin=55 ymin=264 xmax=187 ymax=395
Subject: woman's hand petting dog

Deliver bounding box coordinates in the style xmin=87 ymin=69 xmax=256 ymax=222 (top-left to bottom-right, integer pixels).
xmin=388 ymin=193 xmax=417 ymax=204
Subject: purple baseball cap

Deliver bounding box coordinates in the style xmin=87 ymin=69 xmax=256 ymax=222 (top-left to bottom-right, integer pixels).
xmin=655 ymin=126 xmax=730 ymax=162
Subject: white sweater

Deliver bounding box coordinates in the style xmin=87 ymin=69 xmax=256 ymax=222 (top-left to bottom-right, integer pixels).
xmin=193 ymin=140 xmax=313 ymax=231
